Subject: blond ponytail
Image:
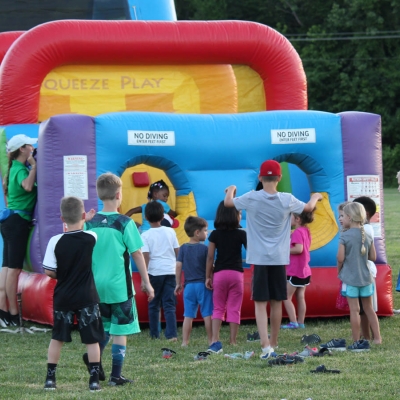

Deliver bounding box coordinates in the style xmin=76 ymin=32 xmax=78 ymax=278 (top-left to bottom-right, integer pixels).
xmin=360 ymin=225 xmax=366 ymax=255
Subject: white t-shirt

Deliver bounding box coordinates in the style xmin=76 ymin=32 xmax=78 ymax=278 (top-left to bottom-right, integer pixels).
xmin=141 ymin=226 xmax=179 ymax=275
xmin=364 ymin=223 xmax=377 ymax=278
xmin=233 ymin=190 xmax=305 ymax=265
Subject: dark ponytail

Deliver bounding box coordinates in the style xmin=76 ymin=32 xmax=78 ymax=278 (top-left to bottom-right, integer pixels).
xmin=3 ymin=149 xmax=21 ymax=196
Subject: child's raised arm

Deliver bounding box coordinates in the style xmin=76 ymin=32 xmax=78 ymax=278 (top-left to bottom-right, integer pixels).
xmin=304 ymin=193 xmax=323 ymax=212
xmin=224 ymin=185 xmax=237 ymax=208
xmin=125 ymin=206 xmax=142 ymax=217
xmin=168 ymin=209 xmax=178 ymax=218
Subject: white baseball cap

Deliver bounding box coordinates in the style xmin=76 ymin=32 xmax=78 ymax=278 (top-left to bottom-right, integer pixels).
xmin=7 ymin=134 xmax=38 ymax=152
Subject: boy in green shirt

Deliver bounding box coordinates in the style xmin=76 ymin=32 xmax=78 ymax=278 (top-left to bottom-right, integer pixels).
xmin=85 ymin=173 xmax=154 ymax=386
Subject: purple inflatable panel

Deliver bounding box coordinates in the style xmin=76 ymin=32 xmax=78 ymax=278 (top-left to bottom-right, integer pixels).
xmin=339 ymin=111 xmax=386 ymax=264
xmin=37 ymin=114 xmax=97 ymax=259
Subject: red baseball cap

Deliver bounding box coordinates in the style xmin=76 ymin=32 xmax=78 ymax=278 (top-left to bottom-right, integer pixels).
xmin=260 ymin=160 xmax=281 ymax=176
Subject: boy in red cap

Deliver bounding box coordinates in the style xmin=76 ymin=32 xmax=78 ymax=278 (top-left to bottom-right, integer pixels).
xmin=224 ymin=160 xmax=322 ymax=360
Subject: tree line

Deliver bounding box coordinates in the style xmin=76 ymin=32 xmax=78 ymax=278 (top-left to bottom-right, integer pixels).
xmin=175 ymin=0 xmax=400 ymax=186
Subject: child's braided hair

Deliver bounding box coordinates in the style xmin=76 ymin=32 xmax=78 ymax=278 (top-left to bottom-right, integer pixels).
xmin=147 ymin=179 xmax=169 ymax=200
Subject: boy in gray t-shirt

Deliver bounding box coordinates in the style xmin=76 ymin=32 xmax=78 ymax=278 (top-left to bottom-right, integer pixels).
xmin=224 ymin=160 xmax=322 ymax=360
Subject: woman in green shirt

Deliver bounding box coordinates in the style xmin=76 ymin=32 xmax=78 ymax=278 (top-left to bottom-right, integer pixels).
xmin=0 ymin=134 xmax=37 ymax=328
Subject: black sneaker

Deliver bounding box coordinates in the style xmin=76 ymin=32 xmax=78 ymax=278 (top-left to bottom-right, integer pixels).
xmin=83 ymin=353 xmax=105 ymax=381
xmin=8 ymin=314 xmax=19 ymax=327
xmin=89 ymin=382 xmax=101 ymax=392
xmin=44 ymin=380 xmax=56 ymax=390
xmin=247 ymin=331 xmax=260 ymax=342
xmin=0 ymin=310 xmax=9 ymax=328
xmin=108 ymin=375 xmax=134 ymax=386
xmin=320 ymin=338 xmax=346 ymax=351
xmin=300 ymin=334 xmax=321 ymax=345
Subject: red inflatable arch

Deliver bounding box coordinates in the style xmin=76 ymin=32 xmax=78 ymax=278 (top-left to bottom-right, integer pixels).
xmin=0 ymin=31 xmax=23 ymax=63
xmin=0 ymin=20 xmax=306 ymax=125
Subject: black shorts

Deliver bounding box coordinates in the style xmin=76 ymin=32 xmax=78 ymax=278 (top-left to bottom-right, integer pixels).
xmin=287 ymin=275 xmax=311 ymax=287
xmin=52 ymin=304 xmax=105 ymax=344
xmin=1 ymin=213 xmax=31 ymax=269
xmin=252 ymin=265 xmax=287 ymax=302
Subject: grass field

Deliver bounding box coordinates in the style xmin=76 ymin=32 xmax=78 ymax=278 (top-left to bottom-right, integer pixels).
xmin=1 ymin=189 xmax=399 ymax=400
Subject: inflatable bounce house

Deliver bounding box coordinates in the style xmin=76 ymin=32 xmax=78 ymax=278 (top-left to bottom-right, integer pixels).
xmin=0 ymin=0 xmax=392 ymax=325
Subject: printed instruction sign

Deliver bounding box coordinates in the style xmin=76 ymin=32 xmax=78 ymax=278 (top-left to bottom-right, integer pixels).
xmin=128 ymin=130 xmax=175 ymax=146
xmin=347 ymin=175 xmax=381 ymax=237
xmin=271 ymin=128 xmax=316 ymax=144
xmin=63 ymin=155 xmax=88 ymax=200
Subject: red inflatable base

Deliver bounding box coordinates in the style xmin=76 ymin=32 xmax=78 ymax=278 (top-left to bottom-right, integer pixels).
xmin=18 ymin=265 xmax=393 ymax=326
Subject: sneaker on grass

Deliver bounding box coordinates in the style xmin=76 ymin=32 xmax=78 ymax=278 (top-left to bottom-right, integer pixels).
xmin=259 ymin=347 xmax=277 ymax=360
xmin=44 ymin=380 xmax=56 ymax=390
xmin=108 ymin=375 xmax=134 ymax=386
xmin=89 ymin=382 xmax=101 ymax=392
xmin=0 ymin=310 xmax=10 ymax=328
xmin=320 ymin=338 xmax=346 ymax=351
xmin=207 ymin=341 xmax=223 ymax=354
xmin=347 ymin=339 xmax=370 ymax=352
xmin=247 ymin=331 xmax=260 ymax=342
xmin=281 ymin=322 xmax=299 ymax=329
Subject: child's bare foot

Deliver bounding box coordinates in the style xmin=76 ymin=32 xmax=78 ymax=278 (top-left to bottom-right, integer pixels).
xmin=229 ymin=341 xmax=237 ymax=346
xmin=181 ymin=342 xmax=188 ymax=347
xmin=373 ymin=339 xmax=382 ymax=345
xmin=168 ymin=337 xmax=178 ymax=342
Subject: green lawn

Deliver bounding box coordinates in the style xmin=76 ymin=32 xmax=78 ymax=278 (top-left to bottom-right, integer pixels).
xmin=1 ymin=189 xmax=399 ymax=400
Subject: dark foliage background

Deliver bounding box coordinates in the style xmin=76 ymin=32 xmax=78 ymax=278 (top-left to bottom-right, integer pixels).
xmin=176 ymin=0 xmax=400 ymax=186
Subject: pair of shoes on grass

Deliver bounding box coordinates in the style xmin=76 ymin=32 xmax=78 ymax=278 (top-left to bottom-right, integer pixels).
xmin=247 ymin=331 xmax=260 ymax=342
xmin=281 ymin=322 xmax=306 ymax=329
xmin=268 ymin=354 xmax=304 ymax=366
xmin=44 ymin=379 xmax=104 ymax=391
xmin=310 ymin=364 xmax=340 ymax=373
xmin=162 ymin=347 xmax=176 ymax=359
xmin=83 ymin=352 xmax=133 ymax=387
xmin=194 ymin=351 xmax=211 ymax=361
xmin=298 ymin=345 xmax=332 ymax=357
xmin=301 ymin=334 xmax=321 ymax=345
xmin=224 ymin=351 xmax=255 ymax=360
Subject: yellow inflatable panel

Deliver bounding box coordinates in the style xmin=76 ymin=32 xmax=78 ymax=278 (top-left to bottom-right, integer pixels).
xmin=308 ymin=192 xmax=339 ymax=251
xmin=39 ymin=64 xmax=238 ymax=120
xmin=120 ymin=164 xmax=196 ymax=245
xmin=232 ymin=65 xmax=265 ymax=112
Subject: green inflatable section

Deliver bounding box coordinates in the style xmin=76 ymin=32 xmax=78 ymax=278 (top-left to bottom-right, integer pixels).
xmin=277 ymin=162 xmax=292 ymax=193
xmin=0 ymin=128 xmax=8 ymax=178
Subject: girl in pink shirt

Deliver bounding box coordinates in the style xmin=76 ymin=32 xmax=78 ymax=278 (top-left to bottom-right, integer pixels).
xmin=281 ymin=209 xmax=315 ymax=329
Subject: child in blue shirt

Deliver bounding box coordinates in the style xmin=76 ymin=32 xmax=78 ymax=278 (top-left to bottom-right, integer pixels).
xmin=125 ymin=180 xmax=177 ymax=232
xmin=175 ymin=216 xmax=212 ymax=347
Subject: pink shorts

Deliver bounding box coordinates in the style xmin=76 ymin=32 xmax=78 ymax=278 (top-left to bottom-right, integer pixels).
xmin=212 ymin=270 xmax=244 ymax=324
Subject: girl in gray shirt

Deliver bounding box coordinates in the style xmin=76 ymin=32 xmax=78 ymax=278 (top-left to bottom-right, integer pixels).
xmin=337 ymin=202 xmax=382 ymax=349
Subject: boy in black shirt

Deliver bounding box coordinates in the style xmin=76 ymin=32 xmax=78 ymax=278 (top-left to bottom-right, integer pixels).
xmin=42 ymin=196 xmax=104 ymax=392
